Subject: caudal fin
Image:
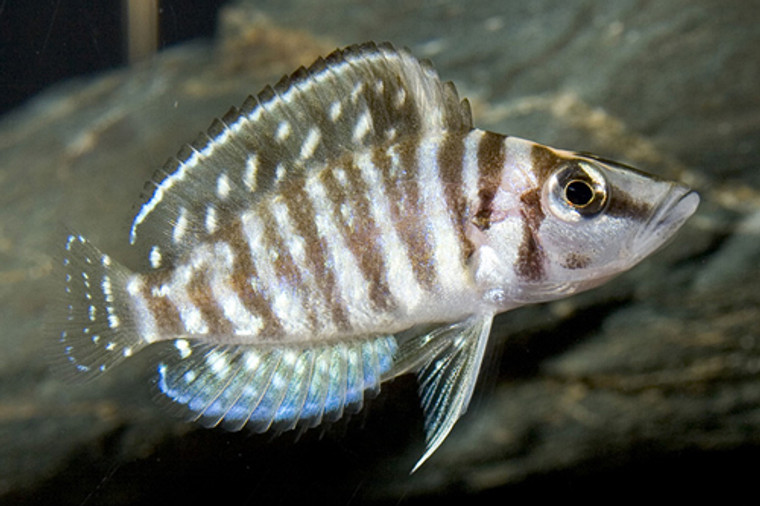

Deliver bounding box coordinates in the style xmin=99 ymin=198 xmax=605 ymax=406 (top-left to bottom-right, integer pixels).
xmin=53 ymin=234 xmax=147 ymax=380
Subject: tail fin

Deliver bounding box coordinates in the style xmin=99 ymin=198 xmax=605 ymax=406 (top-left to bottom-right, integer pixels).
xmin=53 ymin=234 xmax=147 ymax=381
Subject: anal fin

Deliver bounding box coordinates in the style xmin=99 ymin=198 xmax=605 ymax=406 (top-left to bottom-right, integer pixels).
xmin=156 ymin=336 xmax=398 ymax=434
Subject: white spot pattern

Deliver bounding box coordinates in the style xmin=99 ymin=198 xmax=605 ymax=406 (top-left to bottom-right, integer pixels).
xmin=394 ymin=87 xmax=406 ymax=108
xmin=216 ymin=172 xmax=231 ymax=199
xmin=244 ymin=154 xmax=259 ymax=192
xmin=173 ymin=207 xmax=189 ymax=244
xmin=350 ymin=82 xmax=364 ymax=104
xmin=276 ymin=121 xmax=291 ymax=142
xmin=205 ymin=205 xmax=217 ymax=234
xmin=175 ymin=338 xmax=192 ymax=359
xmin=299 ymin=127 xmax=321 ymax=161
xmin=352 ymin=109 xmax=372 ymax=144
xmin=329 ymin=101 xmax=343 ymax=122
xmin=149 ymin=245 xmax=162 ymax=269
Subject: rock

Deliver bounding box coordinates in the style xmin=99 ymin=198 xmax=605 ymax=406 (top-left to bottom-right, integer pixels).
xmin=1 ymin=0 xmax=758 ymax=503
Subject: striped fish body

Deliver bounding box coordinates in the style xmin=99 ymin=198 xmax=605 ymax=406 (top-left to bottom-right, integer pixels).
xmin=131 ymin=130 xmax=526 ymax=346
xmin=55 ymin=43 xmax=699 ymax=471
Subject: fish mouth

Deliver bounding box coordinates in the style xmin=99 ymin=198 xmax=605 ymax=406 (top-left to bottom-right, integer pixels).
xmin=632 ymin=184 xmax=700 ymax=259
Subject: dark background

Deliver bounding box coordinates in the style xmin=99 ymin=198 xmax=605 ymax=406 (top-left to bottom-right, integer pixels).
xmin=0 ymin=0 xmax=228 ymax=115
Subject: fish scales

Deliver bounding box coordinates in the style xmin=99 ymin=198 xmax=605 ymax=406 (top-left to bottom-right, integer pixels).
xmin=220 ymin=218 xmax=282 ymax=336
xmin=54 ymin=42 xmax=699 ymax=471
xmin=326 ymin=155 xmax=399 ymax=314
xmin=277 ymin=180 xmax=350 ymax=331
xmin=133 ymin=133 xmax=481 ymax=344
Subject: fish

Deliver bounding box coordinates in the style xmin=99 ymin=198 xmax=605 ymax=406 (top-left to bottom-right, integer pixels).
xmin=54 ymin=42 xmax=699 ymax=471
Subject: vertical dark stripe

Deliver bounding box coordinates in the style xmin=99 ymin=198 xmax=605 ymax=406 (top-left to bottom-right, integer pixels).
xmin=511 ymin=143 xmax=566 ymax=282
xmin=515 ymin=224 xmax=545 ymax=281
xmin=142 ymin=270 xmax=184 ymax=335
xmin=437 ymin=131 xmax=474 ymax=261
xmin=319 ymin=160 xmax=395 ymax=313
xmin=530 ymin=143 xmax=562 ymax=183
xmin=186 ymin=269 xmax=233 ymax=335
xmin=221 ymin=218 xmax=283 ymax=339
xmin=279 ymin=178 xmax=352 ymax=332
xmin=257 ymin=205 xmax=304 ymax=288
xmin=515 ymin=188 xmax=546 ymax=282
xmin=258 ymin=204 xmax=321 ymax=333
xmin=375 ymin=137 xmax=437 ymax=290
xmin=474 ymin=132 xmax=507 ymax=230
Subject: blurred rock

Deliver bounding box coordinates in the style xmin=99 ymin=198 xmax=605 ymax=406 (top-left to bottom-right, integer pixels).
xmin=1 ymin=0 xmax=758 ymax=504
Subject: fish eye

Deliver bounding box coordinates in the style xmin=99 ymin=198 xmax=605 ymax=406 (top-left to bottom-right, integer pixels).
xmin=546 ymin=163 xmax=608 ymax=221
xmin=564 ymin=180 xmax=595 ymax=207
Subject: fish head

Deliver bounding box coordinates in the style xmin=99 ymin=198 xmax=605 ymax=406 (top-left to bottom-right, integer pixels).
xmin=531 ymin=152 xmax=698 ymax=299
xmin=474 ymin=146 xmax=699 ymax=305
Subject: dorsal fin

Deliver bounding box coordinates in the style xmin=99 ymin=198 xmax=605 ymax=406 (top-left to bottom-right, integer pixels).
xmin=129 ymin=42 xmax=473 ymax=269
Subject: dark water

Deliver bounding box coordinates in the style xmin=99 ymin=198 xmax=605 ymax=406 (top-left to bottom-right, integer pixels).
xmin=0 ymin=0 xmax=227 ymax=116
xmin=1 ymin=0 xmax=759 ymax=503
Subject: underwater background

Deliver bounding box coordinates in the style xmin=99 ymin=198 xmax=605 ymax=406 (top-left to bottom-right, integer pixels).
xmin=1 ymin=0 xmax=759 ymax=503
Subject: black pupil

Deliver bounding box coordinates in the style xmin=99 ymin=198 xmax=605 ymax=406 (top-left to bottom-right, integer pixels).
xmin=565 ymin=181 xmax=594 ymax=206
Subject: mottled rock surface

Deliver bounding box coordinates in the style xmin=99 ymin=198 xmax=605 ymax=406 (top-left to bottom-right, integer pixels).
xmin=1 ymin=0 xmax=759 ymax=503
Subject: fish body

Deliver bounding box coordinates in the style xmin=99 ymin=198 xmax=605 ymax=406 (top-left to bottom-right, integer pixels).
xmin=56 ymin=42 xmax=699 ymax=470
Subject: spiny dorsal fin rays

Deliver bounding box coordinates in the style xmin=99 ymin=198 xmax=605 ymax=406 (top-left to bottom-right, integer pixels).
xmin=129 ymin=42 xmax=473 ymax=270
xmin=156 ymin=335 xmax=398 ymax=434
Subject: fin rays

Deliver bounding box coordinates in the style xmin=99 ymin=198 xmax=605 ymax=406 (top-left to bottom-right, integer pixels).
xmin=53 ymin=234 xmax=146 ymax=380
xmin=129 ymin=42 xmax=472 ymax=270
xmin=392 ymin=315 xmax=493 ymax=473
xmin=156 ymin=336 xmax=398 ymax=433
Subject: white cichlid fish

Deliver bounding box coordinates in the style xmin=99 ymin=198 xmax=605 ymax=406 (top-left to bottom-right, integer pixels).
xmin=55 ymin=42 xmax=699 ymax=471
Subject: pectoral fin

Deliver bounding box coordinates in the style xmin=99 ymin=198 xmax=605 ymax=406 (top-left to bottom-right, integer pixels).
xmin=390 ymin=315 xmax=493 ymax=472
